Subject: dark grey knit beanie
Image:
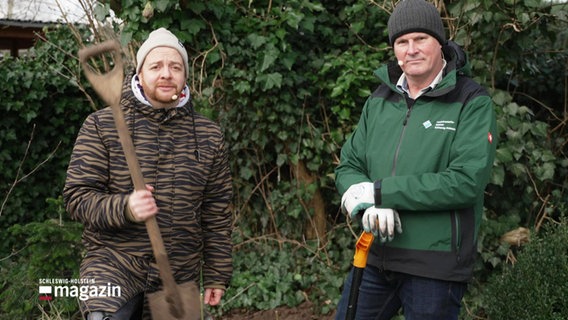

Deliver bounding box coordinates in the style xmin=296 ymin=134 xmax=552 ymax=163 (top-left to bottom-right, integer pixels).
xmin=387 ymin=0 xmax=446 ymax=45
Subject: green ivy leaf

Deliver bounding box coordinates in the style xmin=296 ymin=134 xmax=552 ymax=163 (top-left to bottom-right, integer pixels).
xmin=285 ymin=11 xmax=304 ymax=30
xmin=258 ymin=72 xmax=283 ymax=91
xmin=154 ymin=0 xmax=170 ymax=12
xmin=495 ymin=147 xmax=513 ymax=163
xmin=535 ymin=162 xmax=556 ymax=181
xmin=491 ymin=165 xmax=505 ymax=186
xmin=247 ymin=33 xmax=267 ymax=50
xmin=261 ymin=47 xmax=280 ymax=72
xmin=181 ymin=18 xmax=206 ymax=36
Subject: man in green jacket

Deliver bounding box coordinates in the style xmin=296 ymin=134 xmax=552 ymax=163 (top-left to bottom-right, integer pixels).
xmin=334 ymin=0 xmax=497 ymax=319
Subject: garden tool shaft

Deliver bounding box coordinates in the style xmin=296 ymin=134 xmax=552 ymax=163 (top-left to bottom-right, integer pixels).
xmin=345 ymin=231 xmax=374 ymax=320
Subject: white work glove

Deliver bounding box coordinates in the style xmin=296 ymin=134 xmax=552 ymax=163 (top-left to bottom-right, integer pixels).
xmin=362 ymin=207 xmax=402 ymax=242
xmin=341 ymin=182 xmax=374 ymax=218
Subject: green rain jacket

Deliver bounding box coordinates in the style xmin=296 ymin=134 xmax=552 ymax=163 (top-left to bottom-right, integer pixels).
xmin=335 ymin=44 xmax=497 ymax=282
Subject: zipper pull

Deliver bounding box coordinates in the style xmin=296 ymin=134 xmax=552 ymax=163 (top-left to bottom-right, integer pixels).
xmin=403 ymin=95 xmax=414 ymax=126
xmin=403 ymin=108 xmax=411 ymax=126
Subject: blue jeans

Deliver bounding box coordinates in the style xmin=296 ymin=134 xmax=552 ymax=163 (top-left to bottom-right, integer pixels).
xmin=335 ymin=265 xmax=467 ymax=320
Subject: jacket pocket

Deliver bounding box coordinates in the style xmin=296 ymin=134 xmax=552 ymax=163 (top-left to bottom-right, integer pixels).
xmin=451 ymin=210 xmax=462 ymax=262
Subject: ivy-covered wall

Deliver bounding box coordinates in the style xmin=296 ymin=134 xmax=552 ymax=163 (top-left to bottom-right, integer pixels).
xmin=0 ymin=26 xmax=91 ymax=234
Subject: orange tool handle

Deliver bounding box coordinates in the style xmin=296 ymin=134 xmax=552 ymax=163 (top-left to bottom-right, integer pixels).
xmin=353 ymin=232 xmax=374 ymax=268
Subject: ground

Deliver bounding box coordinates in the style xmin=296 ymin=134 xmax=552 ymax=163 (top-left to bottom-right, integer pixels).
xmin=219 ymin=301 xmax=336 ymax=320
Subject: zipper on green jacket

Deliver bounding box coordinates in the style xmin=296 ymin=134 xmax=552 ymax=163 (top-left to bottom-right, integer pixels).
xmin=392 ymin=96 xmax=415 ymax=176
xmin=402 ymin=96 xmax=414 ymax=126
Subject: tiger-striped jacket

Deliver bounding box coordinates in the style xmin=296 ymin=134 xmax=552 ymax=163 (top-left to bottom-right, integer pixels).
xmin=63 ymin=72 xmax=233 ymax=293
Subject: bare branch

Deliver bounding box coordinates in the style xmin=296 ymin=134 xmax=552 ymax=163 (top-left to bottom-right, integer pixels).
xmin=0 ymin=125 xmax=62 ymax=217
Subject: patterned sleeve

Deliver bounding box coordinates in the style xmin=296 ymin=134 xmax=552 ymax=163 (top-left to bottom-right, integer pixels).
xmin=63 ymin=111 xmax=131 ymax=231
xmin=200 ymin=132 xmax=233 ymax=289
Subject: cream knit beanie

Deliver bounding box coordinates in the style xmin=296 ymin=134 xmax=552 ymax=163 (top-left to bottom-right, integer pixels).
xmin=136 ymin=28 xmax=189 ymax=78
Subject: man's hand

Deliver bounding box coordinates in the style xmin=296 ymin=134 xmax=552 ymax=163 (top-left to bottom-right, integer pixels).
xmin=204 ymin=288 xmax=225 ymax=306
xmin=126 ymin=185 xmax=158 ymax=222
xmin=341 ymin=182 xmax=375 ymax=218
xmin=362 ymin=207 xmax=402 ymax=242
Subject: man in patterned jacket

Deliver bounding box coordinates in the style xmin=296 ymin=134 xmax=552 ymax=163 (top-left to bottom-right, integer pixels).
xmin=64 ymin=27 xmax=233 ymax=319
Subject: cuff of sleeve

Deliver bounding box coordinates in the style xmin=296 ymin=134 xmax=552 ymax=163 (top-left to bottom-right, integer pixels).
xmin=374 ymin=179 xmax=382 ymax=207
xmin=124 ymin=196 xmax=138 ymax=222
xmin=204 ymin=284 xmax=227 ymax=290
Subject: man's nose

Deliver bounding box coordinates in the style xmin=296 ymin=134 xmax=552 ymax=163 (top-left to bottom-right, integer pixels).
xmin=407 ymin=41 xmax=418 ymax=54
xmin=160 ymin=67 xmax=172 ymax=78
